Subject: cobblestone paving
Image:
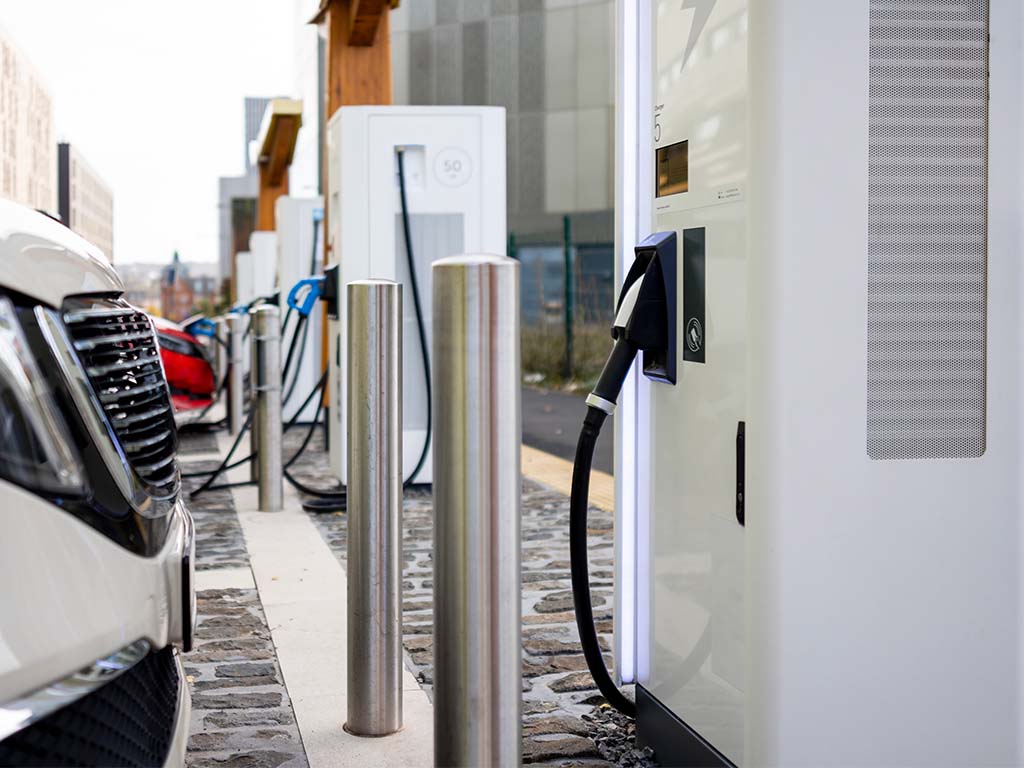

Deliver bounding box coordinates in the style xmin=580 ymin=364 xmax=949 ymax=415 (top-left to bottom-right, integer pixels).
xmin=286 ymin=429 xmax=646 ymax=767
xmin=181 ymin=460 xmax=249 ymax=571
xmin=184 ymin=588 xmax=307 ymax=768
xmin=174 ymin=427 xmax=652 ymax=767
xmin=179 ymin=435 xmax=307 ymax=768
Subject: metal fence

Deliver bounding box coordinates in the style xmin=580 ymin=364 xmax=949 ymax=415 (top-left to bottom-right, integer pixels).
xmin=510 ymin=214 xmax=614 ymax=381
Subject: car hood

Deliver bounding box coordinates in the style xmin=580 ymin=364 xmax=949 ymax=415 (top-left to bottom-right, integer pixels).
xmin=0 ymin=198 xmax=122 ymax=307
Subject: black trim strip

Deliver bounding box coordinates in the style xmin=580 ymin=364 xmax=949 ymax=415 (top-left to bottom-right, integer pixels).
xmin=636 ymin=685 xmax=735 ymax=768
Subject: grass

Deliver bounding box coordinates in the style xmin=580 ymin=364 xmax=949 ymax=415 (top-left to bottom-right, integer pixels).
xmin=521 ymin=323 xmax=612 ymax=391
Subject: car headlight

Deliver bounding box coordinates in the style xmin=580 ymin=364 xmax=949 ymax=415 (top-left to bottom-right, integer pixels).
xmin=0 ymin=297 xmax=83 ymax=494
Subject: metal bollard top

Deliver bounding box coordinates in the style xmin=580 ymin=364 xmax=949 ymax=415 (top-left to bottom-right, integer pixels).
xmin=348 ymin=278 xmax=401 ymax=286
xmin=248 ymin=304 xmax=280 ymax=340
xmin=432 ymin=253 xmax=518 ymax=269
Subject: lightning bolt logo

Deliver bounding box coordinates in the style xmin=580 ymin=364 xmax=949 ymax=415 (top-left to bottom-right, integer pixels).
xmin=680 ymin=0 xmax=717 ymax=71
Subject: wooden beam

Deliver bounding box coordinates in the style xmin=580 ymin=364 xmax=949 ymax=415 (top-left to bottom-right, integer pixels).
xmin=256 ymin=165 xmax=288 ymax=231
xmin=262 ymin=115 xmax=302 ymax=186
xmin=347 ymin=0 xmax=388 ymax=46
xmin=254 ymin=99 xmax=303 ymax=231
xmin=325 ymin=0 xmax=392 ymax=114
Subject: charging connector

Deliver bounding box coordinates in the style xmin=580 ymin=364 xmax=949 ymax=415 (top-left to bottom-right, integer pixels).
xmin=570 ymin=231 xmax=676 ymax=718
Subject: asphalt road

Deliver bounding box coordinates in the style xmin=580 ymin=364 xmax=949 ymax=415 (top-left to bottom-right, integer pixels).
xmin=521 ymin=386 xmax=614 ymax=475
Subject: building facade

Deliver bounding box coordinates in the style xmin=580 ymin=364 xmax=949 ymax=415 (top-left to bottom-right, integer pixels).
xmin=58 ymin=142 xmax=114 ymax=261
xmin=115 ymin=262 xmax=163 ymax=315
xmin=0 ymin=29 xmax=54 ymax=211
xmin=161 ymin=252 xmax=194 ymax=323
xmin=244 ymin=96 xmax=272 ymax=173
xmin=388 ymin=0 xmax=616 ymax=326
xmin=219 ymin=96 xmax=273 ymax=299
xmin=390 ymin=1 xmax=613 ymax=235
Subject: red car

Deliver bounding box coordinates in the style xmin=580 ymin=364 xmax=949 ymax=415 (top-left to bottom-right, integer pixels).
xmin=151 ymin=315 xmax=216 ymax=411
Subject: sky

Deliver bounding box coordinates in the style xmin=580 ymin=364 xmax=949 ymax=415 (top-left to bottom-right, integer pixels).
xmin=2 ymin=0 xmax=300 ymax=265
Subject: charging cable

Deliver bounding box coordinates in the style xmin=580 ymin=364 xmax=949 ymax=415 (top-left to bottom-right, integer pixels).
xmin=569 ymin=234 xmax=673 ymax=719
xmin=279 ymin=152 xmax=430 ymax=509
xmin=396 ymin=147 xmax=432 ymax=486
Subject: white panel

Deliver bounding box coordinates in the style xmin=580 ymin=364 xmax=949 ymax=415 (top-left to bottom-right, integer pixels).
xmin=327 ymin=106 xmax=506 ymax=487
xmin=275 ymin=195 xmax=324 ymax=423
xmin=648 ymin=0 xmax=748 ymax=763
xmin=248 ymin=232 xmax=278 ymax=301
xmin=235 ymin=251 xmax=255 ymax=306
xmin=744 ymin=0 xmax=1021 ymax=765
xmin=632 ymin=0 xmax=1022 ymax=763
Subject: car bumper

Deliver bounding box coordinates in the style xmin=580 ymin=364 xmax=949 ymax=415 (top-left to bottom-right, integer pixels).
xmin=164 ymin=649 xmax=192 ymax=768
xmin=0 ymin=482 xmax=196 ymax=715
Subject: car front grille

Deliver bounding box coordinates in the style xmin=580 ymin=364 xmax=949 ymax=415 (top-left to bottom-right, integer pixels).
xmin=63 ymin=298 xmax=179 ymax=497
xmin=0 ymin=647 xmax=181 ymax=768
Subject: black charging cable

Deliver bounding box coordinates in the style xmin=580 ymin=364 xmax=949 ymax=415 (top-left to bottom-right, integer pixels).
xmin=286 ymin=384 xmax=326 ymax=469
xmin=280 ymin=312 xmax=308 ymax=389
xmin=282 ymin=380 xmax=347 ymax=510
xmin=396 ymin=148 xmax=432 ymax=486
xmin=285 ymin=150 xmax=433 ymax=510
xmin=569 ymin=240 xmax=672 ymax=719
xmin=180 ymin=296 xmax=301 ymax=436
xmin=282 ymin=312 xmax=311 ymax=406
xmin=180 ymin=450 xmax=250 ymax=479
xmin=186 ymin=370 xmax=328 ymax=492
xmin=188 ymin=411 xmax=254 ymax=498
xmin=197 ymin=161 xmax=426 ymax=510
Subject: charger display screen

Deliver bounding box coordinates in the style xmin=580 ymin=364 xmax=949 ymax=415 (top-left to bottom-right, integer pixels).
xmin=656 ymin=140 xmax=688 ymax=197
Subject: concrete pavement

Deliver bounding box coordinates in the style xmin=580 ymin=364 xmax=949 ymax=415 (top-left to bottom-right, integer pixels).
xmin=521 ymin=386 xmax=614 ymax=475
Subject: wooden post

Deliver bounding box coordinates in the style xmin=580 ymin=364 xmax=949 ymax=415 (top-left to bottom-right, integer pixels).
xmin=255 ymin=99 xmax=303 ymax=232
xmin=257 ymin=167 xmax=288 ymax=232
xmin=312 ymin=0 xmax=396 ymax=404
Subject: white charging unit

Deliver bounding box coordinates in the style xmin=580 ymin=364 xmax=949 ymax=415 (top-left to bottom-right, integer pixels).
xmin=234 ymin=250 xmax=255 ymax=307
xmin=248 ymin=231 xmax=278 ymax=303
xmin=275 ymin=195 xmax=324 ymax=423
xmin=326 ymin=105 xmax=506 ymax=485
xmin=614 ymin=1 xmax=1023 ymax=765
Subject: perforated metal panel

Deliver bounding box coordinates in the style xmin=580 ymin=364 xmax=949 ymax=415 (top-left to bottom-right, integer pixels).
xmin=867 ymin=0 xmax=988 ymax=460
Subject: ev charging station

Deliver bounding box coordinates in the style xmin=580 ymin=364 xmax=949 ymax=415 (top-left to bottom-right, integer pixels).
xmin=602 ymin=1 xmax=1024 ymax=765
xmin=249 ymin=231 xmax=278 ymax=303
xmin=325 ymin=105 xmax=506 ymax=486
xmin=275 ymin=195 xmax=323 ymax=423
xmin=234 ymin=232 xmax=278 ymax=376
xmin=235 ymin=250 xmax=255 ymax=306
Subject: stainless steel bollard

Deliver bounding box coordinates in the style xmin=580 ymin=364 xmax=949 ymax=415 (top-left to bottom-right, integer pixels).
xmin=226 ymin=314 xmax=245 ymax=435
xmin=346 ymin=280 xmax=403 ymax=737
xmin=432 ymin=255 xmax=522 ymax=767
xmin=250 ymin=305 xmax=283 ymax=512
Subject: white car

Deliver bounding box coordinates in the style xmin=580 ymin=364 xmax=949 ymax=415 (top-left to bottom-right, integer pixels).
xmin=0 ymin=200 xmax=194 ymax=767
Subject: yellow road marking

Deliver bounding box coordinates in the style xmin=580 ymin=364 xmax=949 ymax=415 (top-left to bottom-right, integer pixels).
xmin=521 ymin=444 xmax=614 ymax=512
